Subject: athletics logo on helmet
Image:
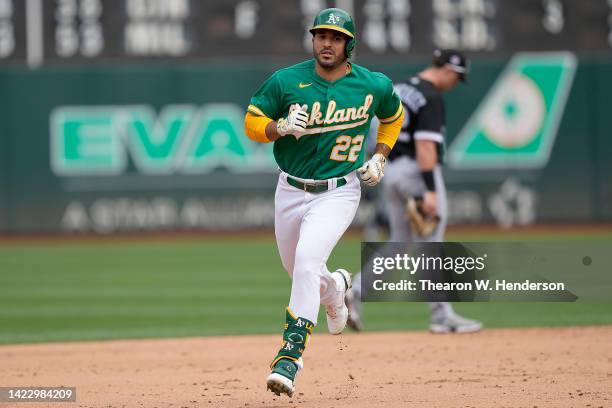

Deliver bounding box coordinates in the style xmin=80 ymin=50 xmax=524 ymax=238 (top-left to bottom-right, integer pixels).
xmin=327 ymin=13 xmax=341 ymax=24
xmin=309 ymin=8 xmax=357 ymax=59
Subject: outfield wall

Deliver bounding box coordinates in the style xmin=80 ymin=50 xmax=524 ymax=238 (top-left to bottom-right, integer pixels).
xmin=0 ymin=55 xmax=610 ymax=233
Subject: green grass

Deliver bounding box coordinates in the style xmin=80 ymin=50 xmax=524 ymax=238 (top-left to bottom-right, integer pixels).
xmin=0 ymin=232 xmax=611 ymax=344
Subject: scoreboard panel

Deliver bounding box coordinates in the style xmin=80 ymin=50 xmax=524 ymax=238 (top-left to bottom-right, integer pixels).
xmin=1 ymin=0 xmax=611 ymax=66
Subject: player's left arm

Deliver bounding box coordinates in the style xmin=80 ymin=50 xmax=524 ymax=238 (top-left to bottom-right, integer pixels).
xmin=413 ymin=94 xmax=444 ymax=216
xmin=374 ymin=108 xmax=404 ymax=156
xmin=358 ymin=76 xmax=404 ymax=186
xmin=374 ymin=75 xmax=404 ymax=155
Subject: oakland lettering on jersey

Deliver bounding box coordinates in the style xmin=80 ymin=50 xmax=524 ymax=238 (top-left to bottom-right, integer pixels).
xmin=308 ymin=94 xmax=373 ymax=127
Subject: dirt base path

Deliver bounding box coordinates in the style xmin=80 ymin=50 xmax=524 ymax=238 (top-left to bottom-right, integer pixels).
xmin=1 ymin=326 xmax=611 ymax=408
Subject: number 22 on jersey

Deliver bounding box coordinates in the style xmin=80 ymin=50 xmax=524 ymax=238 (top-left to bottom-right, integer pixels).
xmin=330 ymin=135 xmax=364 ymax=162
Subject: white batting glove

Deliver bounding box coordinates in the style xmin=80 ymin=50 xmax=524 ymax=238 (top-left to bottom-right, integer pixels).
xmin=358 ymin=153 xmax=386 ymax=186
xmin=277 ymin=104 xmax=309 ymax=139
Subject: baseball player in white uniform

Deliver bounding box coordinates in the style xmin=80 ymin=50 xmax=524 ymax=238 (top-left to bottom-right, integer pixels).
xmin=346 ymin=49 xmax=483 ymax=334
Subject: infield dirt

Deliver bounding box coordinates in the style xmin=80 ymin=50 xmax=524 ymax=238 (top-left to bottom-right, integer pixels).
xmin=1 ymin=326 xmax=611 ymax=408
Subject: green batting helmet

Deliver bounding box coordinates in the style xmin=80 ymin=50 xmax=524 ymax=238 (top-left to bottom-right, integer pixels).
xmin=309 ymin=8 xmax=356 ymax=59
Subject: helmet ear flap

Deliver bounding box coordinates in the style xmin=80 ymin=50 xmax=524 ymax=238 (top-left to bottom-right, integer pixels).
xmin=345 ymin=38 xmax=356 ymax=59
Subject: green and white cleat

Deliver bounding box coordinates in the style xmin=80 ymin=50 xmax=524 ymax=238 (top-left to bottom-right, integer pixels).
xmin=266 ymin=358 xmax=303 ymax=397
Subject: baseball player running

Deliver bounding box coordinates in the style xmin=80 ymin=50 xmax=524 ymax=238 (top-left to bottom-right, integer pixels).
xmin=244 ymin=8 xmax=403 ymax=398
xmin=346 ymin=49 xmax=483 ymax=334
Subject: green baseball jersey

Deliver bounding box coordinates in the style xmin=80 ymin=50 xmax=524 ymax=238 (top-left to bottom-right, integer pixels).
xmin=248 ymin=59 xmax=402 ymax=180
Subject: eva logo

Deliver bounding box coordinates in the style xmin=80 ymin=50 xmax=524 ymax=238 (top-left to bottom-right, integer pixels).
xmin=327 ymin=13 xmax=341 ymax=24
xmin=50 ymin=104 xmax=276 ymax=176
xmin=448 ymin=52 xmax=577 ymax=169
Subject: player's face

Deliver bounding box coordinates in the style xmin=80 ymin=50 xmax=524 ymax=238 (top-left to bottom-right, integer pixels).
xmin=440 ymin=69 xmax=461 ymax=91
xmin=312 ymin=29 xmax=347 ymax=69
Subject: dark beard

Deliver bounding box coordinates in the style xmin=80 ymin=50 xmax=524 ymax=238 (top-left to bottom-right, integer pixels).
xmin=314 ymin=51 xmax=345 ymax=70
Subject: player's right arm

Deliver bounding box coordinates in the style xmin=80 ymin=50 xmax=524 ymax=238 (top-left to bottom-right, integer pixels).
xmin=245 ymin=72 xmax=283 ymax=143
xmin=244 ymin=111 xmax=279 ymax=142
xmin=244 ymin=72 xmax=309 ymax=143
xmin=245 ymin=104 xmax=309 ymax=143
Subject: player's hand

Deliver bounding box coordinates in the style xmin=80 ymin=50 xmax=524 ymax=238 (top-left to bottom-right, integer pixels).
xmin=358 ymin=153 xmax=386 ymax=186
xmin=277 ymin=104 xmax=309 ymax=139
xmin=422 ymin=191 xmax=438 ymax=217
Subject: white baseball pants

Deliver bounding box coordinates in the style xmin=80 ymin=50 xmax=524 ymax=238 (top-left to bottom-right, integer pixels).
xmin=275 ymin=171 xmax=360 ymax=323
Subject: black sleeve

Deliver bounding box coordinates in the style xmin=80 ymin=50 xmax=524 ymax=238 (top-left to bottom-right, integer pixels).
xmin=414 ymin=95 xmax=444 ymax=135
xmin=413 ymin=94 xmax=445 ymax=163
